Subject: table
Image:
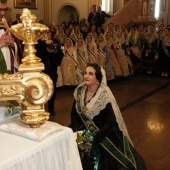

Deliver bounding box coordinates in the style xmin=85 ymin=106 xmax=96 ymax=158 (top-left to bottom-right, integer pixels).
xmin=0 ymin=124 xmax=83 ymax=170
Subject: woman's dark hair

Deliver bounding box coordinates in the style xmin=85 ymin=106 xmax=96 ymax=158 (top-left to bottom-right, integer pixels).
xmin=86 ymin=63 xmax=102 ymax=83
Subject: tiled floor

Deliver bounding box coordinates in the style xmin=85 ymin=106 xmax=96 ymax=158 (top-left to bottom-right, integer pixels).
xmin=50 ymin=73 xmax=170 ymax=170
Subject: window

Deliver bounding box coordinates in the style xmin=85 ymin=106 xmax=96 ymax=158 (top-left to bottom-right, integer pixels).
xmin=102 ymin=0 xmax=110 ymax=13
xmin=155 ymin=0 xmax=160 ymax=19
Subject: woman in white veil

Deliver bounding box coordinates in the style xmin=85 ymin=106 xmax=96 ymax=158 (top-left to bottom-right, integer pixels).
xmin=75 ymin=37 xmax=89 ymax=72
xmin=60 ymin=38 xmax=83 ymax=85
xmin=69 ymin=63 xmax=147 ymax=170
xmin=85 ymin=33 xmax=99 ymax=64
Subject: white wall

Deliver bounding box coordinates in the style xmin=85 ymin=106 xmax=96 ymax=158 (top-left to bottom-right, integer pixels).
xmin=6 ymin=0 xmax=89 ymax=25
xmin=7 ymin=1 xmax=44 ymax=23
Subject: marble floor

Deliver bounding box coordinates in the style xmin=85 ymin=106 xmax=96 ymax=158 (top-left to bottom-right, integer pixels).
xmin=50 ymin=73 xmax=170 ymax=170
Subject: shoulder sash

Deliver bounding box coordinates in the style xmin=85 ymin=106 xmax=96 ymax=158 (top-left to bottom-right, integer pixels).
xmin=76 ymin=86 xmax=137 ymax=169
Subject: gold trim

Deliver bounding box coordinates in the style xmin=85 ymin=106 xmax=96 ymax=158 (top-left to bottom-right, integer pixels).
xmin=14 ymin=0 xmax=38 ymax=9
xmin=0 ymin=9 xmax=53 ymax=128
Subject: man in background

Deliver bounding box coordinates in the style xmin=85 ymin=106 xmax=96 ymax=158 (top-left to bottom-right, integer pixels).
xmin=97 ymin=4 xmax=111 ymax=27
xmin=87 ymin=5 xmax=99 ymax=27
xmin=36 ymin=34 xmax=64 ymax=116
xmin=12 ymin=13 xmax=21 ymax=25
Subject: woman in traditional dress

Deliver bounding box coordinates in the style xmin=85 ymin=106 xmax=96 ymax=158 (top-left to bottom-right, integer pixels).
xmin=85 ymin=33 xmax=99 ymax=64
xmin=140 ymin=24 xmax=159 ymax=75
xmin=114 ymin=24 xmax=121 ymax=33
xmin=88 ymin=24 xmax=98 ymax=42
xmin=157 ymin=27 xmax=170 ymax=77
xmin=54 ymin=25 xmax=67 ymax=46
xmin=69 ymin=63 xmax=147 ymax=170
xmin=126 ymin=26 xmax=142 ymax=71
xmin=96 ymin=33 xmax=108 ymax=70
xmin=104 ymin=23 xmax=116 ymax=40
xmin=70 ymin=24 xmax=83 ymax=45
xmin=60 ymin=38 xmax=83 ymax=86
xmin=157 ymin=23 xmax=165 ymax=40
xmin=137 ymin=24 xmax=146 ymax=53
xmin=115 ymin=30 xmax=130 ymax=77
xmin=105 ymin=31 xmax=122 ymax=77
xmin=75 ymin=37 xmax=89 ymax=72
xmin=96 ymin=26 xmax=104 ymax=35
xmin=121 ymin=24 xmax=129 ymax=40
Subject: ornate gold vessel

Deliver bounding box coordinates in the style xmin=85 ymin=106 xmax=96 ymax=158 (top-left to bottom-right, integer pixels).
xmin=0 ymin=8 xmax=53 ymax=128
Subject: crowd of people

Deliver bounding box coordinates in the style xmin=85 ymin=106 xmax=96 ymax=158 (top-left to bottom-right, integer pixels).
xmin=0 ymin=2 xmax=162 ymax=169
xmin=35 ymin=5 xmax=170 ymax=89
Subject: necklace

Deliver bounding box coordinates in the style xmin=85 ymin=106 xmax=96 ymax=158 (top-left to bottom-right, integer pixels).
xmin=84 ymin=86 xmax=99 ymax=105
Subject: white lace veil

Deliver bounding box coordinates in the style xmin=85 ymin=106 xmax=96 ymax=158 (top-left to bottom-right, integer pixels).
xmin=75 ymin=37 xmax=89 ymax=62
xmin=100 ymin=66 xmax=133 ymax=146
xmin=97 ymin=33 xmax=107 ymax=48
xmin=126 ymin=27 xmax=139 ymax=46
xmin=76 ymin=65 xmax=133 ymax=146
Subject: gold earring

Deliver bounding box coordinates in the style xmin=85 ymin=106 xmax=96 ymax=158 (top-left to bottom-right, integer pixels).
xmin=96 ymin=81 xmax=99 ymax=85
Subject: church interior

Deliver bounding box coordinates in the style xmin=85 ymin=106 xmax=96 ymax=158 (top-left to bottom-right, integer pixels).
xmin=0 ymin=0 xmax=170 ymax=170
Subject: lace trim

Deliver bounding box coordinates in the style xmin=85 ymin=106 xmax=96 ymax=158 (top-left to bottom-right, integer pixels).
xmin=74 ymin=86 xmax=110 ymax=120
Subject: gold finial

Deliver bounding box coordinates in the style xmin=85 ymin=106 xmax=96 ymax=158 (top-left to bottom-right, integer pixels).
xmin=0 ymin=8 xmax=54 ymax=128
xmin=9 ymin=8 xmax=49 ymax=72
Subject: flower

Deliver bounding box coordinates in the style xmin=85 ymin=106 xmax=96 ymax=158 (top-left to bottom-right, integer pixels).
xmin=76 ymin=130 xmax=94 ymax=159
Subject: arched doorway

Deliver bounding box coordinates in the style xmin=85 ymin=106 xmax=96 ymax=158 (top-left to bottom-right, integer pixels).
xmin=58 ymin=4 xmax=80 ymax=25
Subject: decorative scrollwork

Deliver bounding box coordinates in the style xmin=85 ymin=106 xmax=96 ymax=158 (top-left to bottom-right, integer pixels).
xmin=0 ymin=85 xmax=24 ymax=96
xmin=24 ymin=72 xmax=53 ymax=105
xmin=0 ymin=9 xmax=52 ymax=128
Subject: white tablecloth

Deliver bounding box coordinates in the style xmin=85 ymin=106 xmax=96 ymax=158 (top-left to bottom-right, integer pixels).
xmin=0 ymin=124 xmax=82 ymax=170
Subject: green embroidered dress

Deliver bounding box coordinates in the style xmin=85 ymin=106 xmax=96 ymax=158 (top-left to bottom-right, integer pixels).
xmin=69 ymin=84 xmax=147 ymax=170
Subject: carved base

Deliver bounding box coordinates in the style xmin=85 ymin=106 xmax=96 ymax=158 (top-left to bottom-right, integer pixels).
xmin=18 ymin=63 xmax=44 ymax=72
xmin=20 ymin=110 xmax=50 ymax=128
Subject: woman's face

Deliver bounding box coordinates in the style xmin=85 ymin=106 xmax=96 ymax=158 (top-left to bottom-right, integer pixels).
xmin=106 ymin=32 xmax=111 ymax=39
xmin=77 ymin=39 xmax=83 ymax=46
xmin=69 ymin=24 xmax=73 ymax=31
xmin=86 ymin=35 xmax=92 ymax=43
xmin=159 ymin=24 xmax=164 ymax=31
xmin=66 ymin=39 xmax=71 ymax=48
xmin=115 ymin=25 xmax=120 ymax=31
xmin=130 ymin=28 xmax=135 ymax=34
xmin=117 ymin=31 xmax=122 ymax=38
xmin=74 ymin=26 xmax=80 ymax=33
xmin=121 ymin=25 xmax=126 ymax=31
xmin=65 ymin=29 xmax=70 ymax=35
xmin=108 ymin=24 xmax=114 ymax=31
xmin=84 ymin=66 xmax=97 ymax=86
xmin=58 ymin=26 xmax=64 ymax=33
xmin=98 ymin=35 xmax=104 ymax=42
xmin=91 ymin=25 xmax=96 ymax=31
xmin=150 ymin=26 xmax=155 ymax=33
xmin=97 ymin=27 xmax=102 ymax=33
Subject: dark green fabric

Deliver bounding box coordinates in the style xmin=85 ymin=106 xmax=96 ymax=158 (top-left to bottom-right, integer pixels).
xmin=0 ymin=49 xmax=11 ymax=74
xmin=77 ymin=86 xmax=137 ymax=170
